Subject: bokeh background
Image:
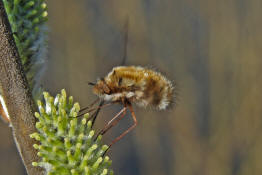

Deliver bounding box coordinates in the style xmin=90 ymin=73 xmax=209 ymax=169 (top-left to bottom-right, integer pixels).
xmin=1 ymin=0 xmax=262 ymax=174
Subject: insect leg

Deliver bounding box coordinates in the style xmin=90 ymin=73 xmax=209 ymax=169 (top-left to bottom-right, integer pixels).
xmin=102 ymin=103 xmax=137 ymax=156
xmin=95 ymin=106 xmax=127 ymax=140
xmin=91 ymin=100 xmax=104 ymax=127
xmin=76 ymin=101 xmax=113 ymax=118
xmin=79 ymin=98 xmax=99 ymax=113
xmin=108 ymin=104 xmax=137 ymax=148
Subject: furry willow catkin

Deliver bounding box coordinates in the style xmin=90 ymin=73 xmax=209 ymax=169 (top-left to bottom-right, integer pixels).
xmin=3 ymin=0 xmax=48 ymax=99
xmin=30 ymin=89 xmax=113 ymax=175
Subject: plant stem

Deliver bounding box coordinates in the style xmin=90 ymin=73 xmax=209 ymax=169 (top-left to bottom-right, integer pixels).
xmin=0 ymin=1 xmax=44 ymax=174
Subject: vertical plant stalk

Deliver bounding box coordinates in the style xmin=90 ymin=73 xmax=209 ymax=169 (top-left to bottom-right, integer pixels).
xmin=0 ymin=1 xmax=44 ymax=175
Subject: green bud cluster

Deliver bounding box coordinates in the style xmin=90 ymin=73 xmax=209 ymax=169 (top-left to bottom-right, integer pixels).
xmin=3 ymin=0 xmax=48 ymax=99
xmin=30 ymin=89 xmax=113 ymax=175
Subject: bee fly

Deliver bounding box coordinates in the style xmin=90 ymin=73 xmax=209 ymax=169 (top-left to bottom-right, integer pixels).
xmin=79 ymin=19 xmax=176 ymax=152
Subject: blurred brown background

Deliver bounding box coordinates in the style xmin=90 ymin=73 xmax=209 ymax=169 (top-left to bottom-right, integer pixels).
xmin=1 ymin=0 xmax=262 ymax=174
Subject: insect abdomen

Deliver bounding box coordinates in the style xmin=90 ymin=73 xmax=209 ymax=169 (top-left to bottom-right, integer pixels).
xmin=137 ymin=73 xmax=174 ymax=110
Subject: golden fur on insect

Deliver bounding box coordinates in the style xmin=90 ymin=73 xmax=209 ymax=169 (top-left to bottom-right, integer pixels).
xmin=93 ymin=66 xmax=175 ymax=110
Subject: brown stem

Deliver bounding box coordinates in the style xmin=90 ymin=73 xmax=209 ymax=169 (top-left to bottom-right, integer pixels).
xmin=0 ymin=1 xmax=44 ymax=175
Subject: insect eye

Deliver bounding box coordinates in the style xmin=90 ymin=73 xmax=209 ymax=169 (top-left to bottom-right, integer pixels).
xmin=118 ymin=77 xmax=123 ymax=86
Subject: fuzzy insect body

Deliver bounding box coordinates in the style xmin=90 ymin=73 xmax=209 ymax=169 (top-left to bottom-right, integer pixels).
xmin=93 ymin=66 xmax=175 ymax=110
